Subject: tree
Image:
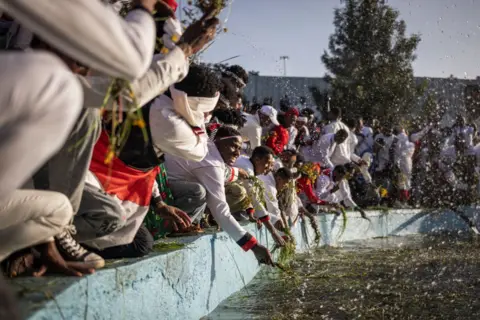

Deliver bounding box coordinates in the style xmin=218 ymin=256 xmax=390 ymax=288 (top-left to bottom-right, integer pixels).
xmin=321 ymin=0 xmax=424 ymax=125
xmin=309 ymin=86 xmax=329 ymax=117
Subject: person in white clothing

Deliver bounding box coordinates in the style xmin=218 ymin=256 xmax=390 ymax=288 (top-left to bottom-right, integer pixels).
xmin=0 ymin=190 xmax=96 ymax=277
xmin=284 ymin=107 xmax=299 ymax=150
xmin=0 ymin=0 xmax=158 ymax=80
xmin=355 ymin=117 xmax=374 ymax=156
xmin=239 ymin=105 xmax=279 ymax=154
xmin=80 ymin=64 xmax=223 ymax=257
xmin=310 ymin=130 xmax=349 ymax=169
xmin=295 ymin=116 xmax=310 ymax=151
xmin=0 ymin=0 xmax=219 ymax=273
xmin=274 ymin=167 xmax=302 ymax=227
xmin=447 ymin=115 xmax=475 ymax=153
xmin=258 ymin=172 xmax=282 ymax=228
xmin=234 ymin=146 xmax=286 ymax=246
xmin=0 ymin=52 xmax=101 ymax=277
xmin=394 ymin=129 xmax=416 ymax=204
xmin=315 ymin=165 xmax=369 ymax=220
xmin=165 ymin=126 xmax=274 ymax=265
xmin=323 ymin=107 xmax=363 ymax=166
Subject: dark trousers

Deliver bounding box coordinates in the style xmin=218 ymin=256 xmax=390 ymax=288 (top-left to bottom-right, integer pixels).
xmin=94 ymin=225 xmax=153 ymax=259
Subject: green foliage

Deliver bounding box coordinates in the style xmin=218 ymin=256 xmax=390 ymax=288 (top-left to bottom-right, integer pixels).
xmin=308 ymin=86 xmax=329 ymax=117
xmin=181 ymin=0 xmax=228 ymax=26
xmin=322 ymin=0 xmax=424 ymax=124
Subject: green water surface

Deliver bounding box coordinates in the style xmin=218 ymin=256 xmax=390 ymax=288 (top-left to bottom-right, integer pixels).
xmin=207 ymin=234 xmax=480 ymax=320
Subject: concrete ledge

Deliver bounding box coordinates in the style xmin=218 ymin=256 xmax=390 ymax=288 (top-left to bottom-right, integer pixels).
xmin=12 ymin=208 xmax=480 ymax=320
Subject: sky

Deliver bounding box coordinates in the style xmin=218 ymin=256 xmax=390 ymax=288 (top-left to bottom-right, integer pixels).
xmin=184 ymin=0 xmax=480 ymax=79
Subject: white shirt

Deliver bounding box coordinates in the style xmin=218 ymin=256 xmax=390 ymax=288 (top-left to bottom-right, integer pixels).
xmin=310 ymin=133 xmax=337 ymax=169
xmin=149 ymin=95 xmax=208 ymax=162
xmin=233 ymin=156 xmax=272 ymax=221
xmin=323 ymin=120 xmax=360 ymax=165
xmin=410 ymin=126 xmax=431 ymax=143
xmin=315 ymin=174 xmax=356 ymax=208
xmin=259 ymin=163 xmax=298 ymax=225
xmin=81 ymin=48 xmax=188 ymax=111
xmin=0 ymin=1 xmax=155 ymax=81
xmin=239 ymin=113 xmax=262 ymax=154
xmin=355 ymin=126 xmax=374 ymax=155
xmin=258 ymin=173 xmax=282 ymax=222
xmin=348 ymin=130 xmax=360 ymax=162
xmin=395 ymin=132 xmax=416 ymax=175
xmin=286 ymin=126 xmax=298 ymax=150
xmin=164 ymin=142 xmax=247 ymax=242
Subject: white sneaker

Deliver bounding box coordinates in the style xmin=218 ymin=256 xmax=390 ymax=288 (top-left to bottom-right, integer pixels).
xmin=55 ymin=226 xmax=105 ymax=269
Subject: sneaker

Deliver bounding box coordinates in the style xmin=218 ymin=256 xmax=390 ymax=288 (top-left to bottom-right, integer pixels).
xmin=55 ymin=226 xmax=105 ymax=269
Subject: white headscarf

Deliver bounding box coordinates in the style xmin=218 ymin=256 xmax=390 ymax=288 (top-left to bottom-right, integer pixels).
xmin=170 ymin=85 xmax=220 ymax=127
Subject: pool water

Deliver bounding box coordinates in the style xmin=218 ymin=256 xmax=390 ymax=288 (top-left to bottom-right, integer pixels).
xmin=207 ymin=234 xmax=480 ymax=320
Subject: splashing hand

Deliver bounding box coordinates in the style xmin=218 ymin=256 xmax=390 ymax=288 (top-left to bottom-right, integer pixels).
xmin=251 ymin=244 xmax=274 ymax=266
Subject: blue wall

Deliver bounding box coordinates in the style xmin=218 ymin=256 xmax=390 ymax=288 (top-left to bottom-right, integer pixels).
xmin=13 ymin=208 xmax=480 ymax=320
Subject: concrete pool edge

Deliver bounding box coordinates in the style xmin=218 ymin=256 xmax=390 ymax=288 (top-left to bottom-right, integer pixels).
xmin=15 ymin=208 xmax=480 ymax=320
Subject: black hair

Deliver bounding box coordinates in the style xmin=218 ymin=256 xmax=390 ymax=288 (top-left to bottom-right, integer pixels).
xmin=345 ymin=118 xmax=356 ymax=129
xmin=275 ymin=167 xmax=294 ymax=181
xmin=212 ymin=109 xmax=247 ymax=128
xmin=336 ymin=128 xmax=349 ymax=138
xmin=344 ymin=163 xmax=356 ymax=173
xmin=295 ymin=154 xmax=306 ymax=165
xmin=214 ymin=126 xmax=241 ymax=140
xmin=224 ymin=65 xmax=248 ymax=85
xmin=330 ymin=107 xmax=342 ymax=119
xmin=219 ymin=77 xmax=239 ymax=108
xmin=251 ymin=146 xmax=274 ymax=161
xmin=333 ymin=164 xmax=347 ymax=176
xmin=277 ymin=114 xmax=287 ymax=127
xmin=249 ymin=103 xmax=262 ymax=114
xmin=282 ymin=149 xmax=298 ymax=156
xmin=301 ymin=108 xmax=315 ymax=117
xmin=174 ymin=64 xmax=221 ymax=98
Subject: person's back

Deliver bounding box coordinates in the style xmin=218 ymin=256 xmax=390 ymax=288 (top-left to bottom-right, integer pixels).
xmin=239 ymin=112 xmax=262 ymax=153
xmin=323 ymin=109 xmax=355 ymax=166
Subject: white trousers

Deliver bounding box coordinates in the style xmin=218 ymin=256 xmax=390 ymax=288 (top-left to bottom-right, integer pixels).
xmin=0 ymin=51 xmax=83 ymax=198
xmin=0 ymin=189 xmax=73 ymax=262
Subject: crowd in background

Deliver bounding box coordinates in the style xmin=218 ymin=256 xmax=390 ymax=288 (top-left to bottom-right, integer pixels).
xmin=0 ymin=0 xmax=479 ymax=318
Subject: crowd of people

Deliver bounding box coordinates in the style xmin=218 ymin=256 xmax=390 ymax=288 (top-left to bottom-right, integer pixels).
xmin=0 ymin=0 xmax=479 ymax=318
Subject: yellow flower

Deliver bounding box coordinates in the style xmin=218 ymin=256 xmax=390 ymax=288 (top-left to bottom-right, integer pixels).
xmin=133 ymin=119 xmax=146 ymax=129
xmin=171 ymin=34 xmax=179 ymax=43
xmin=104 ymin=150 xmax=115 ymax=165
xmin=379 ymin=187 xmax=388 ymax=198
xmin=160 ymin=47 xmax=169 ymax=54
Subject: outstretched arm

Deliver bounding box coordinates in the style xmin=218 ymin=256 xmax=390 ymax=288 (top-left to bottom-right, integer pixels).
xmin=0 ymin=0 xmax=155 ymax=80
